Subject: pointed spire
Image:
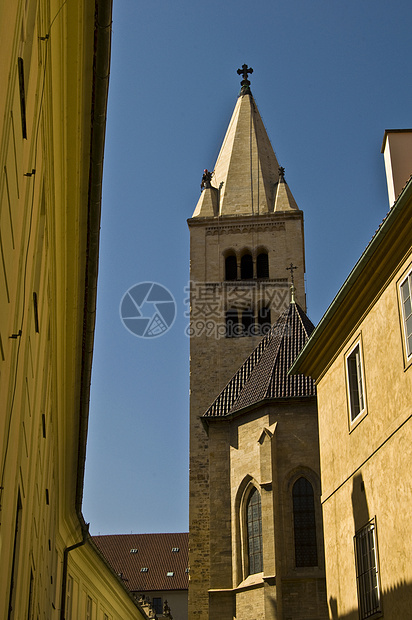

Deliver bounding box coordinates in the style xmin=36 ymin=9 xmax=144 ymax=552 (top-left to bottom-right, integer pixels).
xmin=274 ymin=166 xmax=299 ymax=212
xmin=212 ymin=86 xmax=280 ymax=216
xmin=192 ymin=68 xmax=301 ymax=218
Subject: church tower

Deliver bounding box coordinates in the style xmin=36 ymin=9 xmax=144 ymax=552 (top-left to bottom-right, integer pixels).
xmin=188 ymin=67 xmax=307 ymax=619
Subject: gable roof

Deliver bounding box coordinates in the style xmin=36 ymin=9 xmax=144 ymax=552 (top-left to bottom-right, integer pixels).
xmin=92 ymin=533 xmax=188 ymax=592
xmin=203 ymin=303 xmax=316 ymax=419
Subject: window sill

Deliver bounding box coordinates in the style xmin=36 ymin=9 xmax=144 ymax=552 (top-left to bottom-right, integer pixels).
xmin=349 ymin=407 xmax=368 ymax=433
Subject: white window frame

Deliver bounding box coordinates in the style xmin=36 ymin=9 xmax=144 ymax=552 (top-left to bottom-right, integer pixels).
xmin=345 ymin=339 xmax=367 ymax=425
xmin=399 ymin=268 xmax=412 ymax=363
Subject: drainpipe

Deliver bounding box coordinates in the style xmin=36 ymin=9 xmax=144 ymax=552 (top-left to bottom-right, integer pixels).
xmin=60 ymin=523 xmax=89 ymax=620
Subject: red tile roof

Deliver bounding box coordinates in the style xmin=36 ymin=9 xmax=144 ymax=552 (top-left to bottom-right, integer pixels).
xmin=92 ymin=533 xmax=189 ymax=592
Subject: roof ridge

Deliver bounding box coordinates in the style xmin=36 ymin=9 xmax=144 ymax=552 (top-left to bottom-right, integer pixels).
xmin=229 ymin=309 xmax=289 ymax=414
xmin=204 ymin=303 xmax=316 ymax=418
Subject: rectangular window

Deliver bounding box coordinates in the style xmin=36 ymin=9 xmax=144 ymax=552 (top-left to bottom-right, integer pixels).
xmin=346 ymin=341 xmax=366 ymax=423
xmin=354 ymin=520 xmax=381 ymax=619
xmin=152 ymin=598 xmax=162 ymax=614
xmin=86 ymin=595 xmax=92 ymax=620
xmin=8 ymin=493 xmax=23 ymax=620
xmin=400 ymin=269 xmax=412 ymax=360
xmin=65 ymin=576 xmax=73 ymax=620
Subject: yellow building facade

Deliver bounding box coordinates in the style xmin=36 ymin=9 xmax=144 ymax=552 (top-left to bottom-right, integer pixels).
xmin=0 ymin=1 xmax=146 ymax=618
xmin=292 ymin=143 xmax=412 ymax=619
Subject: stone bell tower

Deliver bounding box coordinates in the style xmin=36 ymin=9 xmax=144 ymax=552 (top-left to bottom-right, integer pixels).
xmin=187 ymin=66 xmax=307 ymax=619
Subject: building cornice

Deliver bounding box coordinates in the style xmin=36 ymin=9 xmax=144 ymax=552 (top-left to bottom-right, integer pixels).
xmin=187 ymin=210 xmax=303 ymax=228
xmin=290 ymin=176 xmax=412 ymax=381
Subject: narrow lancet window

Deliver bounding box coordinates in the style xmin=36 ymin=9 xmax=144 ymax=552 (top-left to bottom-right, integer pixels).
xmin=293 ymin=477 xmax=318 ymax=567
xmin=247 ymin=487 xmax=263 ymax=574
xmin=225 ymin=255 xmax=237 ymax=280
xmin=241 ymin=309 xmax=254 ymax=336
xmin=257 ymin=252 xmax=269 ymax=278
xmin=241 ymin=254 xmax=253 ymax=279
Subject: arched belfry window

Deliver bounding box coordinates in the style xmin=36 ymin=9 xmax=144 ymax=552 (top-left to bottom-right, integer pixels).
xmin=246 ymin=487 xmax=263 ymax=574
xmin=225 ymin=309 xmax=239 ymax=338
xmin=241 ymin=254 xmax=253 ymax=280
xmin=257 ymin=252 xmax=269 ymax=278
xmin=258 ymin=306 xmax=271 ymax=335
xmin=225 ymin=254 xmax=237 ymax=281
xmin=241 ymin=309 xmax=254 ymax=336
xmin=292 ymin=477 xmax=318 ymax=567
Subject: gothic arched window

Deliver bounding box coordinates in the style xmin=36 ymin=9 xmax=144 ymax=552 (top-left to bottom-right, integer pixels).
xmin=292 ymin=477 xmax=318 ymax=567
xmin=241 ymin=254 xmax=253 ymax=280
xmin=257 ymin=252 xmax=269 ymax=278
xmin=225 ymin=309 xmax=239 ymax=338
xmin=225 ymin=254 xmax=237 ymax=281
xmin=246 ymin=487 xmax=263 ymax=574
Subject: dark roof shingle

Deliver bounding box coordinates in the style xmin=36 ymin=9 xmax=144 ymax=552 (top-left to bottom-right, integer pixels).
xmin=204 ymin=303 xmax=316 ymax=418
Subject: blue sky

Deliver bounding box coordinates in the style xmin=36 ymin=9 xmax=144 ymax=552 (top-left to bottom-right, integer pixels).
xmin=82 ymin=0 xmax=412 ymax=535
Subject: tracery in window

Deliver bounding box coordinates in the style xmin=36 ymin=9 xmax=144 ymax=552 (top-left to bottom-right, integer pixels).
xmin=246 ymin=487 xmax=263 ymax=574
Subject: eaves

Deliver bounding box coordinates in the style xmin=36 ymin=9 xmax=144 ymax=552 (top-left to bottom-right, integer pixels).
xmin=290 ymin=175 xmax=412 ymax=381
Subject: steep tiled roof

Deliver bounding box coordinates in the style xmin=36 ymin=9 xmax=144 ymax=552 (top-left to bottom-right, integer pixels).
xmin=204 ymin=303 xmax=316 ymax=418
xmin=92 ymin=533 xmax=188 ymax=592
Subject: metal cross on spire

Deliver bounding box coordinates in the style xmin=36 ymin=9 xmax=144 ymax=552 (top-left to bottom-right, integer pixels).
xmin=286 ymin=263 xmax=298 ymax=303
xmin=286 ymin=263 xmax=297 ymax=286
xmin=237 ymin=64 xmax=253 ymax=87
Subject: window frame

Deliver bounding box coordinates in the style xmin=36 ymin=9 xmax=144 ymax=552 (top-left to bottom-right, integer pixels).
xmin=245 ymin=486 xmax=263 ymax=576
xmin=65 ymin=575 xmax=73 ymax=620
xmin=354 ymin=518 xmax=382 ymax=619
xmin=292 ymin=476 xmax=318 ymax=568
xmin=345 ymin=337 xmax=367 ymax=428
xmin=86 ymin=594 xmax=93 ymax=620
xmin=399 ymin=267 xmax=412 ymax=367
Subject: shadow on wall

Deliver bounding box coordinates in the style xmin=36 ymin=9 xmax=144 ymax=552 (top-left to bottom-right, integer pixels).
xmin=351 ymin=472 xmax=370 ymax=534
xmin=329 ymin=580 xmax=412 ymax=620
xmin=328 ymin=473 xmax=412 ymax=619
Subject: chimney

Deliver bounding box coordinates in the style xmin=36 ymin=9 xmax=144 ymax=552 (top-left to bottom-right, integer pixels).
xmin=381 ymin=129 xmax=412 ymax=207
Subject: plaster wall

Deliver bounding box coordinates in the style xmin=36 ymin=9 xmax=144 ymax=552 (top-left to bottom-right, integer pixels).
xmin=68 ymin=543 xmax=146 ymax=620
xmin=316 ymin=254 xmax=412 ymax=618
